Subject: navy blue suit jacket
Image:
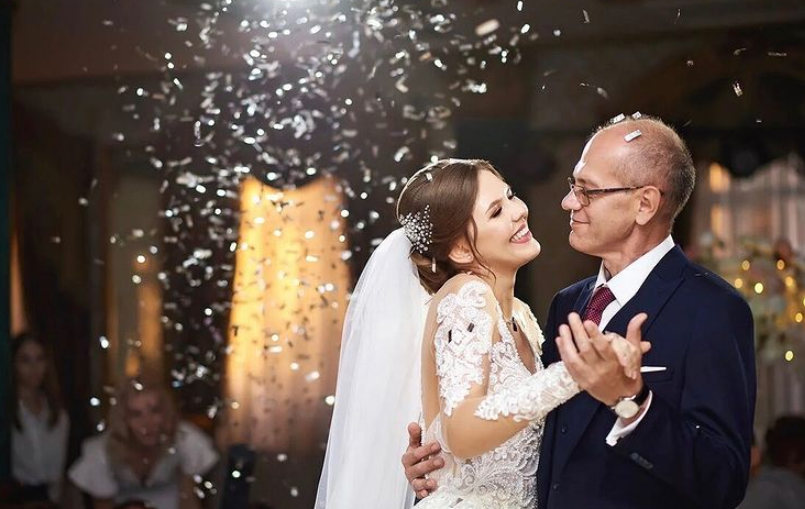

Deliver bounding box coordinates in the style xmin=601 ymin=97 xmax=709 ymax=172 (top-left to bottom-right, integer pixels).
xmin=536 ymin=246 xmax=756 ymax=509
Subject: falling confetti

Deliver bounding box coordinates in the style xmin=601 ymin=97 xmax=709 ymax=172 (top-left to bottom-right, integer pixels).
xmin=610 ymin=113 xmax=627 ymax=124
xmin=90 ymin=0 xmax=622 ymax=503
xmin=475 ymin=19 xmax=500 ymax=37
xmin=624 ymin=129 xmax=642 ymax=142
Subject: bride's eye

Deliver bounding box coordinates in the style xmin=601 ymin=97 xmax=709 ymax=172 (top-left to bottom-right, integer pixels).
xmin=491 ymin=207 xmax=502 ymax=218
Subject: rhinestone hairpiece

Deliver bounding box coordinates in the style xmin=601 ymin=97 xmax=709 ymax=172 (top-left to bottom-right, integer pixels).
xmin=399 ymin=204 xmax=433 ymax=255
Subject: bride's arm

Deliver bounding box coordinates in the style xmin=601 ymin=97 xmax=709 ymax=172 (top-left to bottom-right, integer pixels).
xmin=432 ymin=279 xmax=580 ymax=460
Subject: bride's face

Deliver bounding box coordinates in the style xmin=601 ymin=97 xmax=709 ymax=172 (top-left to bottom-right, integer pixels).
xmin=465 ymin=170 xmax=541 ymax=274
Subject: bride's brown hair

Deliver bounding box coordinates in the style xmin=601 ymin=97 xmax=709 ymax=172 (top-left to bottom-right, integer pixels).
xmin=396 ymin=159 xmax=503 ymax=294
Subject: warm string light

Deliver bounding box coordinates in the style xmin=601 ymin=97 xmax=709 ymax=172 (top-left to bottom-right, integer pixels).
xmin=711 ymin=241 xmax=805 ymax=367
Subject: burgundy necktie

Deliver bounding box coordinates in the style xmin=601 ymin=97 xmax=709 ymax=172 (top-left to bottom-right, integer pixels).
xmin=582 ymin=285 xmax=616 ymax=326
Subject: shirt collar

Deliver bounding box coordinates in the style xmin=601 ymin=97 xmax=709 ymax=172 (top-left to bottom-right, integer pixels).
xmin=593 ymin=235 xmax=675 ymax=307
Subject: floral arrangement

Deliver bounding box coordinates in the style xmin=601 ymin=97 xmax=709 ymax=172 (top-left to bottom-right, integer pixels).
xmin=696 ymin=234 xmax=805 ymax=366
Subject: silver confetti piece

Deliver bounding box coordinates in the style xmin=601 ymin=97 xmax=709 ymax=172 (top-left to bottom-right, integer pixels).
xmin=624 ymin=129 xmax=642 ymax=142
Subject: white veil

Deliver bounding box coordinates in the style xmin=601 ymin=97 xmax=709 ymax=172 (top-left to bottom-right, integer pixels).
xmin=315 ymin=228 xmax=430 ymax=509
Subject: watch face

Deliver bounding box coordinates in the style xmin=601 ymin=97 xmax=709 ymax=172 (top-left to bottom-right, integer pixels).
xmin=615 ymin=400 xmax=639 ymax=419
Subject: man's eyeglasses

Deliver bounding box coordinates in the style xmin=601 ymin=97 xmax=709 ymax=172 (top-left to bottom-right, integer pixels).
xmin=567 ymin=177 xmax=649 ymax=207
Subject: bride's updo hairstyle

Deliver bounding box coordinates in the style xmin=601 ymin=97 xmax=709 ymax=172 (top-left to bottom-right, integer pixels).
xmin=396 ymin=158 xmax=502 ymax=294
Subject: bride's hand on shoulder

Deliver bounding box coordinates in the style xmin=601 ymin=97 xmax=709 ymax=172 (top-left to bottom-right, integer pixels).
xmin=402 ymin=422 xmax=443 ymax=499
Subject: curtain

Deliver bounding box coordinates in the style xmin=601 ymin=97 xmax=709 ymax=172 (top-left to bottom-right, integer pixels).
xmin=219 ymin=175 xmax=350 ymax=455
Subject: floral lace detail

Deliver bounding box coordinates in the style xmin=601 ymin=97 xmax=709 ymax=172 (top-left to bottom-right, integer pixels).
xmin=513 ymin=298 xmax=545 ymax=355
xmin=476 ymin=361 xmax=579 ymax=422
xmin=434 ymin=281 xmax=494 ymax=416
xmin=423 ymin=280 xmax=580 ymax=509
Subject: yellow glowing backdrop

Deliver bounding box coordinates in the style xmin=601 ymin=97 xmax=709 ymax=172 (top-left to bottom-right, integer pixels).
xmin=221 ymin=175 xmax=349 ymax=454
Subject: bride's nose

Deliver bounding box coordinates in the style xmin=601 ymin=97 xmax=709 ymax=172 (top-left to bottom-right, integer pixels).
xmin=512 ymin=201 xmax=528 ymax=222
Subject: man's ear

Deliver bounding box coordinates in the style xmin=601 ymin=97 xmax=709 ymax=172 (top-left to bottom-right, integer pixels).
xmin=448 ymin=240 xmax=474 ymax=265
xmin=635 ymin=186 xmax=662 ymax=226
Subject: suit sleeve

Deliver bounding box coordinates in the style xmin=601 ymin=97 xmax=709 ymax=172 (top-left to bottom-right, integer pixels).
xmin=611 ymin=290 xmax=756 ymax=509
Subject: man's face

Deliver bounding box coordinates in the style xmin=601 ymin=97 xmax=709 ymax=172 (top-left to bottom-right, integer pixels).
xmin=561 ymin=128 xmax=642 ymax=258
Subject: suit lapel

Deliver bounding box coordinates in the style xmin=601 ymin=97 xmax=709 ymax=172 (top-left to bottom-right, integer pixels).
xmin=553 ymin=247 xmax=689 ymax=478
xmin=604 ymin=246 xmax=688 ymax=335
xmin=573 ymin=280 xmax=596 ymax=316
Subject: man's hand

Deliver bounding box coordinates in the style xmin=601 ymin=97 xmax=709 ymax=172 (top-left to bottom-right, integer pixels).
xmin=401 ymin=422 xmax=443 ymax=499
xmin=556 ymin=313 xmax=648 ymax=406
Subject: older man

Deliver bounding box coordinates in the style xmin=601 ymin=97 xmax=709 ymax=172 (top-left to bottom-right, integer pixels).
xmin=404 ymin=115 xmax=756 ymax=509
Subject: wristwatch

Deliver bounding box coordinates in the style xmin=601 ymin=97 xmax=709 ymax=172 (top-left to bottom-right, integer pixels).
xmin=610 ymin=384 xmax=651 ymax=419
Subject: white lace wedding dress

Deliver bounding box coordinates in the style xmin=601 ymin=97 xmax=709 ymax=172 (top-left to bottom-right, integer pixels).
xmin=417 ymin=280 xmax=580 ymax=509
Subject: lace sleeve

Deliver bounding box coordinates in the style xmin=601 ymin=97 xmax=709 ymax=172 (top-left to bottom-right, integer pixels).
xmin=475 ymin=361 xmax=580 ymax=422
xmin=434 ymin=280 xmax=495 ymax=416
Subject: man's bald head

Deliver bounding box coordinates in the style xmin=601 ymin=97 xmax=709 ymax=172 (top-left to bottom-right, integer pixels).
xmin=591 ymin=115 xmax=695 ymax=225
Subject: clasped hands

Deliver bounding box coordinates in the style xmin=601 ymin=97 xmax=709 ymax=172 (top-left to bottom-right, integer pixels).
xmin=556 ymin=312 xmax=651 ymax=408
xmin=402 ymin=312 xmax=651 ymax=498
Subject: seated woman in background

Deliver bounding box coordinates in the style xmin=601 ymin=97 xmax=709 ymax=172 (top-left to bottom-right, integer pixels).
xmin=69 ymin=373 xmax=219 ymax=509
xmin=9 ymin=331 xmax=70 ymax=505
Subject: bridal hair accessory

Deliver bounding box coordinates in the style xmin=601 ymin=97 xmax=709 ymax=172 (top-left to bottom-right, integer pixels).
xmin=399 ymin=204 xmax=433 ymax=254
xmin=399 ymin=204 xmax=437 ymax=272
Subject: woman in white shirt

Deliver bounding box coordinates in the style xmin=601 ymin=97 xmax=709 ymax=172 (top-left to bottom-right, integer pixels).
xmin=69 ymin=374 xmax=219 ymax=509
xmin=9 ymin=332 xmax=70 ymax=504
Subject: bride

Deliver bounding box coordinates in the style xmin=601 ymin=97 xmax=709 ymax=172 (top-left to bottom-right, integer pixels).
xmin=316 ymin=159 xmax=645 ymax=508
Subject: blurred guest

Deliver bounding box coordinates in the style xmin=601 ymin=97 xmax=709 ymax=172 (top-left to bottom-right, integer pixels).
xmin=8 ymin=332 xmax=69 ymax=505
xmin=69 ymin=374 xmax=219 ymax=509
xmin=738 ymin=416 xmax=805 ymax=509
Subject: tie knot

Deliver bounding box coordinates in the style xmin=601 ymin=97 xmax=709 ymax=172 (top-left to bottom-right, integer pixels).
xmin=582 ymin=285 xmax=616 ymax=326
xmin=588 ymin=285 xmax=615 ymax=312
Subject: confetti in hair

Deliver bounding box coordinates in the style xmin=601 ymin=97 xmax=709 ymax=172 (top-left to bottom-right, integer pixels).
xmin=624 ymin=129 xmax=643 ymax=142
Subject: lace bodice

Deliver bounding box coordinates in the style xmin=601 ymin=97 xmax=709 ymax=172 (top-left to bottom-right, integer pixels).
xmin=420 ymin=280 xmax=579 ymax=509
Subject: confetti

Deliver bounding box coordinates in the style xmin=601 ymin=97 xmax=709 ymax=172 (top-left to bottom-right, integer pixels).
xmin=624 ymin=129 xmax=642 ymax=142
xmin=96 ymin=0 xmax=559 ymax=497
xmin=475 ymin=19 xmax=500 ymax=37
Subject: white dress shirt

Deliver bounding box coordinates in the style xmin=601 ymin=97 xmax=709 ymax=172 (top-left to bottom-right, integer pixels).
xmin=11 ymin=400 xmax=70 ymax=502
xmin=589 ymin=235 xmax=675 ymax=446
